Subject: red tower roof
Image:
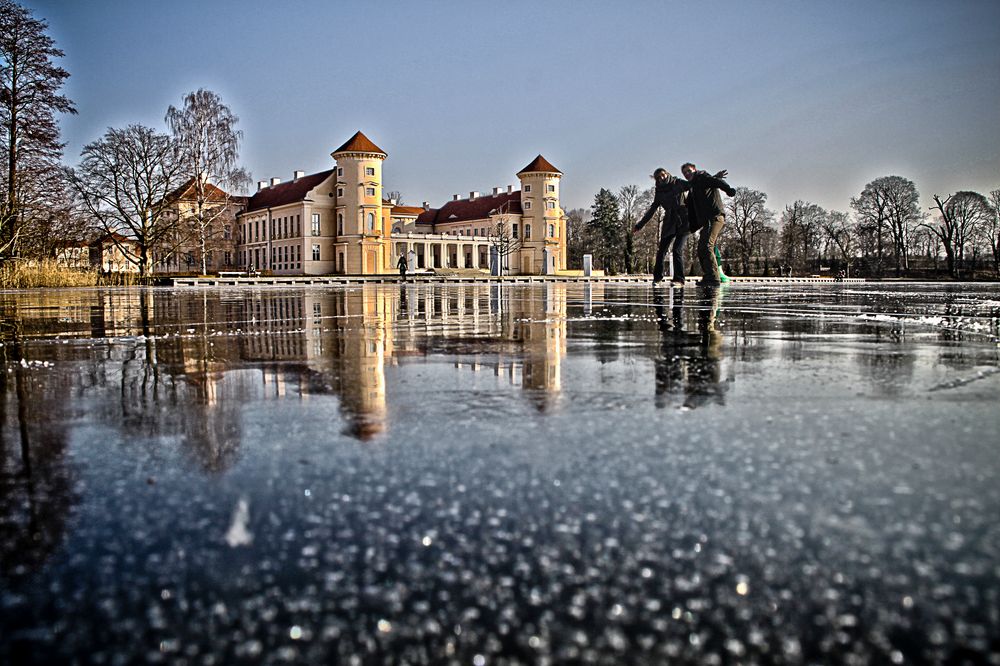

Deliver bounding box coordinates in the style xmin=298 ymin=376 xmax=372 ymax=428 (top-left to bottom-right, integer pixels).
xmin=517 ymin=155 xmax=562 ymax=175
xmin=332 ymin=131 xmax=387 ymax=156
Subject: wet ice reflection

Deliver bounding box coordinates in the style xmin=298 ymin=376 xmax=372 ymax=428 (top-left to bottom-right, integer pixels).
xmin=1 ymin=282 xmax=999 ymax=663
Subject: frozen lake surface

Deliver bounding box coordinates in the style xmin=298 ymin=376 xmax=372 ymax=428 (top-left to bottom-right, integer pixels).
xmin=2 ymin=282 xmax=998 ymax=664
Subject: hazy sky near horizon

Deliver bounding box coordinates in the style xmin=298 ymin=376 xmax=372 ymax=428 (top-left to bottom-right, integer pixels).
xmin=24 ymin=0 xmax=1000 ymax=215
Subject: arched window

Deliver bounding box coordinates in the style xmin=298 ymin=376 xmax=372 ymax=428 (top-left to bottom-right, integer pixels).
xmin=367 ymin=212 xmax=375 ymax=232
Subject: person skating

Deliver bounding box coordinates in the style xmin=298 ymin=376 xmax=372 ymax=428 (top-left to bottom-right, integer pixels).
xmin=634 ymin=168 xmax=691 ymax=287
xmin=681 ymin=162 xmax=736 ymax=287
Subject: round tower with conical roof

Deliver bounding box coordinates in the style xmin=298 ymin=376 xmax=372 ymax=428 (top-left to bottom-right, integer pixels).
xmin=517 ymin=155 xmax=565 ymax=274
xmin=331 ymin=131 xmax=388 ymax=274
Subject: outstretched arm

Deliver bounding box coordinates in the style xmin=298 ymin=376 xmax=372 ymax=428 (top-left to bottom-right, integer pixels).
xmin=703 ymin=173 xmax=736 ymax=197
xmin=634 ymin=201 xmax=659 ymax=232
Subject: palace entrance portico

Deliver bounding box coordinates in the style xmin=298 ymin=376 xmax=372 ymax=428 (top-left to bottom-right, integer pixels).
xmin=394 ymin=233 xmax=491 ymax=270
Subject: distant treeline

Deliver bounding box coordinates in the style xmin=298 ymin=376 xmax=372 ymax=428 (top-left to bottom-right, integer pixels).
xmin=569 ymin=178 xmax=999 ymax=280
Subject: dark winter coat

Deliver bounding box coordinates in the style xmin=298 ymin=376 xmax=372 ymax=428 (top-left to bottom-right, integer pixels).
xmin=634 ymin=175 xmax=692 ymax=236
xmin=685 ymin=170 xmax=736 ymax=230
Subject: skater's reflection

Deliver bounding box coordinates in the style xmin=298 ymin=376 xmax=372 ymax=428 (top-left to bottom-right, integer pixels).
xmin=652 ymin=287 xmax=727 ymax=409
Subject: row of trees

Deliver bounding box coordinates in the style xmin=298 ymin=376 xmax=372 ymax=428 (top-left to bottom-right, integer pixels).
xmin=568 ymin=176 xmax=1000 ymax=279
xmin=2 ymin=1 xmax=247 ymax=278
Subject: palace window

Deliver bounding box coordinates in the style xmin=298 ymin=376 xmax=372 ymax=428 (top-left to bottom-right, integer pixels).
xmin=524 ymin=224 xmax=531 ymax=239
xmin=337 ymin=187 xmax=344 ymax=197
xmin=337 ymin=213 xmax=344 ymax=235
xmin=365 ymin=187 xmax=376 ymax=197
xmin=546 ymin=201 xmax=556 ymax=210
xmin=524 ymin=201 xmax=532 ymax=210
xmin=367 ymin=212 xmax=375 ymax=231
xmin=512 ymin=223 xmax=519 ymax=238
xmin=312 ymin=213 xmax=320 ymax=236
xmin=365 ymin=167 xmax=375 ymax=176
xmin=312 ymin=244 xmax=321 ymax=261
xmin=549 ymin=223 xmax=555 ymax=237
xmin=547 ymin=184 xmax=555 ymax=193
xmin=524 ymin=184 xmax=531 ymax=193
xmin=337 ymin=167 xmax=343 ymax=177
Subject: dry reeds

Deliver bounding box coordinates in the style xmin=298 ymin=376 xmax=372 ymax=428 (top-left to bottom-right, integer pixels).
xmin=0 ymin=259 xmax=101 ymax=289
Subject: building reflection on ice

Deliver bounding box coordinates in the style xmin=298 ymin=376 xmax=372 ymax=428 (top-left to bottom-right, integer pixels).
xmin=144 ymin=283 xmax=569 ymax=442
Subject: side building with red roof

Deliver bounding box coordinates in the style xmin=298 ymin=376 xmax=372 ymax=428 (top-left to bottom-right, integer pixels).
xmin=153 ymin=177 xmax=245 ymax=274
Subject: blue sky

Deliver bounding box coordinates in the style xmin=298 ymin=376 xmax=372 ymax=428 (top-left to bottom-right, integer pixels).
xmin=26 ymin=0 xmax=1000 ymax=215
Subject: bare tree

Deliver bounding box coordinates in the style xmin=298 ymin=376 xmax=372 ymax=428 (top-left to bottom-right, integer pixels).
xmin=486 ymin=198 xmax=523 ymax=275
xmin=986 ymin=188 xmax=1000 ymax=277
xmin=68 ymin=125 xmax=185 ymax=278
xmin=565 ymin=207 xmax=592 ymax=269
xmin=851 ymin=179 xmax=891 ymax=277
xmin=779 ymin=200 xmax=825 ymax=274
xmin=165 ymin=89 xmax=249 ymax=275
xmin=0 ymin=0 xmax=76 ymax=259
xmin=924 ymin=192 xmax=991 ymax=278
xmin=17 ymin=169 xmax=93 ymax=258
xmin=616 ymin=185 xmax=642 ymax=273
xmin=819 ymin=210 xmax=857 ymax=276
xmin=630 ymin=186 xmax=659 ymax=274
xmin=723 ymin=186 xmax=774 ymax=275
xmin=384 ymin=190 xmax=403 ymax=205
xmin=852 ymin=176 xmax=921 ymax=277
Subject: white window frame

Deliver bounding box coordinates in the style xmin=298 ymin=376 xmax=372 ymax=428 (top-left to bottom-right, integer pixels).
xmin=365 ymin=167 xmax=375 ymax=176
xmin=524 ymin=200 xmax=532 ymax=210
xmin=365 ymin=187 xmax=376 ymax=197
xmin=311 ymin=213 xmax=320 ymax=236
xmin=524 ymin=184 xmax=532 ymax=193
xmin=312 ymin=244 xmax=321 ymax=261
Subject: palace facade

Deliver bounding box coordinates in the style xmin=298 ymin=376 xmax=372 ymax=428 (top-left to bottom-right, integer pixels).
xmin=235 ymin=131 xmax=567 ymax=276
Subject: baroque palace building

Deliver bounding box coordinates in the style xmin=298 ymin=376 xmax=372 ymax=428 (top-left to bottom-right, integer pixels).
xmin=236 ymin=131 xmax=567 ymax=276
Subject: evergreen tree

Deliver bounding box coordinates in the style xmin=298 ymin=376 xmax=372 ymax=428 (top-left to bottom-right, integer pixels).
xmin=0 ymin=0 xmax=76 ymax=259
xmin=589 ymin=188 xmax=622 ymax=273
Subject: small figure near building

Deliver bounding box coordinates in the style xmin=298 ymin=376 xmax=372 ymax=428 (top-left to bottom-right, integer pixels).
xmin=397 ymin=252 xmax=408 ymax=281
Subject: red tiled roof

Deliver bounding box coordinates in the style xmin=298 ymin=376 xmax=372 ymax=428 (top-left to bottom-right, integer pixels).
xmin=517 ymin=154 xmax=562 ymax=175
xmin=165 ymin=177 xmax=231 ymax=203
xmin=416 ymin=191 xmax=522 ymax=227
xmin=390 ymin=205 xmax=425 ymax=216
xmin=332 ymin=131 xmax=386 ymax=156
xmin=244 ymin=169 xmax=335 ymax=213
